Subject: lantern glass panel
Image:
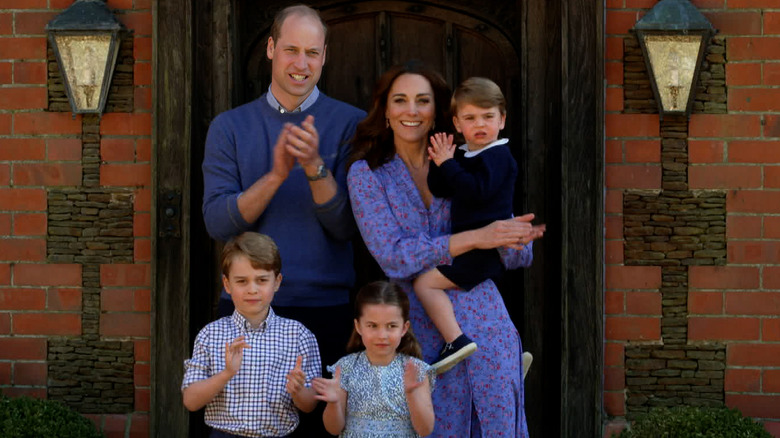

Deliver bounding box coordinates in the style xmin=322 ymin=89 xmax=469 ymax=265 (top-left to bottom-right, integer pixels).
xmin=54 ymin=34 xmax=112 ymax=112
xmin=643 ymin=34 xmax=702 ymax=113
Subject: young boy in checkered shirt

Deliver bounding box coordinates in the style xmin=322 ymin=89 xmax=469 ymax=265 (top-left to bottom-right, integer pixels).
xmin=182 ymin=232 xmax=321 ymax=438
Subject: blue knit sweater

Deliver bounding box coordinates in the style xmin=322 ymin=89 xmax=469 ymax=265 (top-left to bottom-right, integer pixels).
xmin=202 ymin=93 xmax=366 ymax=306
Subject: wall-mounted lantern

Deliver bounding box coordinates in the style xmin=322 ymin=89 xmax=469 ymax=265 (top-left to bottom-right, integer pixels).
xmin=632 ymin=0 xmax=715 ymax=118
xmin=46 ymin=0 xmax=125 ymax=114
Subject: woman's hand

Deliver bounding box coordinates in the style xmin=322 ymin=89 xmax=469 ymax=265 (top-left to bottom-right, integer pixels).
xmin=453 ymin=213 xmax=545 ymax=255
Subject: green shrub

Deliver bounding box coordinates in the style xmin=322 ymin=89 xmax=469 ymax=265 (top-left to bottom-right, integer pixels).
xmin=615 ymin=406 xmax=772 ymax=438
xmin=0 ymin=396 xmax=104 ymax=438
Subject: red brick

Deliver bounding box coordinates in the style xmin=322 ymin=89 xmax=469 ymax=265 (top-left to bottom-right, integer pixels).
xmin=14 ymin=112 xmax=81 ymax=135
xmin=119 ymin=12 xmax=152 ymax=36
xmin=101 ymin=288 xmax=135 ymax=311
xmin=13 ymin=163 xmax=82 ymax=186
xmin=626 ymin=291 xmax=661 ymax=315
xmin=703 ymin=11 xmax=761 ymax=35
xmin=604 ymin=391 xmax=625 ymax=416
xmin=100 ymin=113 xmax=151 ymax=136
xmin=0 ymin=238 xmax=45 ymax=262
xmin=606 ymin=165 xmax=661 ymax=189
xmin=134 ymin=239 xmax=151 ymax=262
xmin=690 ymin=266 xmax=760 ymax=290
xmin=691 ymin=0 xmax=725 ymax=6
xmin=14 ymin=263 xmax=81 ymax=286
xmin=606 ymin=140 xmax=622 ymax=163
xmin=14 ymin=12 xmax=56 ymax=36
xmin=134 ymin=87 xmax=152 ymax=111
xmin=0 ymin=87 xmax=46 ymax=110
xmin=136 ymin=138 xmax=151 ymax=162
xmin=605 ymin=342 xmax=624 ymax=367
xmin=0 ymin=362 xmax=9 ymax=384
xmin=134 ymin=288 xmax=150 ymax=312
xmin=134 ymin=37 xmax=152 ymax=61
xmin=767 ymin=266 xmax=780 ymax=289
xmin=101 ymin=138 xmax=136 ymax=162
xmin=47 ymin=288 xmax=81 ymax=311
xmin=764 ymin=422 xmax=780 ymax=438
xmin=625 ymin=140 xmax=660 ymax=163
xmin=100 ymin=312 xmax=150 ymax=337
xmin=729 ymin=140 xmax=780 ymax=163
xmin=689 ymin=114 xmax=761 ymax=138
xmin=134 ymin=188 xmax=151 ymax=211
xmin=0 ymin=37 xmax=46 ymax=59
xmin=13 ymin=213 xmax=46 ymax=236
xmin=0 ymin=138 xmax=45 ymax=161
xmin=767 ymin=218 xmax=780 ymax=240
xmin=0 ymin=312 xmax=10 ymax=334
xmin=765 ymin=11 xmax=780 ymax=35
xmin=135 ymin=388 xmax=150 ymax=411
xmin=134 ymin=62 xmax=151 ymax=86
xmin=607 ymin=37 xmax=624 ymax=61
xmin=766 ymin=318 xmax=780 ymax=341
xmin=14 ymin=312 xmax=80 ymax=335
xmin=689 ymin=317 xmax=760 ymax=340
xmin=728 ymin=0 xmax=780 ymax=7
xmin=728 ymin=37 xmax=780 ymax=61
xmin=604 ymin=366 xmax=625 ymax=391
xmin=726 ymin=394 xmax=780 ymax=418
xmin=1 ymin=0 xmax=47 ymax=6
xmin=0 ymin=114 xmax=10 ymax=135
xmin=606 ymin=113 xmax=659 ymax=138
xmin=729 ymin=241 xmax=780 ymax=264
xmin=606 ymin=316 xmax=660 ymax=341
xmin=134 ymin=362 xmax=150 ymax=386
xmin=134 ymin=212 xmax=150 ymax=237
xmin=726 ymin=292 xmax=780 ymax=316
xmin=605 ymin=291 xmax=624 ymax=315
xmin=0 ymin=62 xmax=10 ymax=83
xmin=606 ymin=240 xmax=624 ymax=264
xmin=135 ymin=339 xmax=150 ymax=361
xmin=729 ymin=88 xmax=780 ymax=112
xmin=47 ymin=138 xmax=82 ymax=161
xmin=728 ymin=190 xmax=780 ymax=214
xmin=727 ymin=215 xmax=761 ymax=239
xmin=607 ymin=10 xmax=642 ymax=35
xmin=101 ymin=163 xmax=150 ymax=187
xmin=103 ymin=414 xmax=127 ymax=438
xmin=101 ymin=264 xmax=150 ymax=287
xmin=107 ymin=0 xmax=134 ymax=8
xmin=14 ymin=362 xmax=46 ymax=386
xmin=766 ymin=115 xmax=780 ymax=137
xmin=606 ymin=62 xmax=623 ymax=86
xmin=0 ymin=337 xmax=46 ymax=360
xmin=764 ymin=63 xmax=780 ymax=86
xmin=606 ymin=189 xmax=622 ymax=214
xmin=765 ymin=369 xmax=780 ymax=393
xmin=129 ymin=413 xmax=149 ymax=438
xmin=767 ymin=166 xmax=780 ymax=188
xmin=0 ymin=13 xmax=10 ymax=36
xmin=605 ymin=215 xmax=623 ymax=239
xmin=0 ymin=264 xmax=9 ymax=285
xmin=726 ymin=63 xmax=761 ymax=86
xmin=725 ymin=368 xmax=760 ymax=392
xmin=13 ymin=62 xmax=46 ymax=85
xmin=0 ymin=163 xmax=8 ymax=185
xmin=728 ymin=343 xmax=780 ymax=366
xmin=689 ymin=165 xmax=761 ymax=189
xmin=0 ymin=288 xmax=45 ymax=310
xmin=0 ymin=214 xmax=9 ymax=235
xmin=607 ymin=265 xmax=662 ymax=289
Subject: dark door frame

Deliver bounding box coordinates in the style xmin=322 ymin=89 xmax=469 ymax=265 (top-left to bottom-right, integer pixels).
xmin=153 ymin=0 xmax=603 ymax=436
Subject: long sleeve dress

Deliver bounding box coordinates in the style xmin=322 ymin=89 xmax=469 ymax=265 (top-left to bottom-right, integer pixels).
xmin=347 ymin=156 xmax=532 ymax=438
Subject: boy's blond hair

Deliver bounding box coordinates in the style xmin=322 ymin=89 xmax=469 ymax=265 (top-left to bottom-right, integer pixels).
xmin=451 ymin=77 xmax=506 ymax=115
xmin=221 ymin=232 xmax=282 ymax=277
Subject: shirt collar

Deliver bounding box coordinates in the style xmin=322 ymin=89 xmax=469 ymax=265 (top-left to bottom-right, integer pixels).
xmin=231 ymin=307 xmax=276 ymax=333
xmin=458 ymin=138 xmax=509 ymax=158
xmin=266 ymin=86 xmax=320 ymax=113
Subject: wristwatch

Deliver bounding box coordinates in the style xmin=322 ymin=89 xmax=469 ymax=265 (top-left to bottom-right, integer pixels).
xmin=306 ymin=164 xmax=329 ymax=181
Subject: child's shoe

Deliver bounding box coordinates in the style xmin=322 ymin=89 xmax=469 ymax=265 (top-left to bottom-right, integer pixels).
xmin=432 ymin=334 xmax=477 ymax=374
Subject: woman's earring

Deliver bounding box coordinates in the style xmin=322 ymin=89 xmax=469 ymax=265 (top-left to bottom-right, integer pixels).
xmin=386 ymin=118 xmax=390 ymax=128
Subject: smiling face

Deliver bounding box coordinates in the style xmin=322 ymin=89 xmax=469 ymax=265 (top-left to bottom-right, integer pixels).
xmin=385 ymin=73 xmax=436 ymax=151
xmin=267 ymin=13 xmax=326 ymax=111
xmin=354 ymin=303 xmax=410 ymax=366
xmin=453 ymin=103 xmax=506 ymax=151
xmin=223 ymin=254 xmax=282 ymax=327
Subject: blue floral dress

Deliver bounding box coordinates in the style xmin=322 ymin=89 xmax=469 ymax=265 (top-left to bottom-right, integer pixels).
xmin=348 ymin=156 xmax=532 ymax=437
xmin=328 ymin=352 xmax=435 ymax=438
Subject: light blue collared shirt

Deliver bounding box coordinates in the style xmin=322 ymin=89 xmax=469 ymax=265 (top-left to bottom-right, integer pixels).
xmin=266 ymin=85 xmax=320 ymax=113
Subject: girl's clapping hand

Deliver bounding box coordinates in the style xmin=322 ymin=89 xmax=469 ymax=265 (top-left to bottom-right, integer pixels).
xmin=312 ymin=365 xmax=345 ymax=403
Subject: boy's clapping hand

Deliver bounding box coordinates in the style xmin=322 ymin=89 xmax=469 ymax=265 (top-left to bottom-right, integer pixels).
xmin=224 ymin=336 xmax=249 ymax=377
xmin=286 ymin=355 xmax=307 ymax=396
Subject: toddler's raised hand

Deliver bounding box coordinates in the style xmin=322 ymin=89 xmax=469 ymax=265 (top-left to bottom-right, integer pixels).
xmin=403 ymin=360 xmax=426 ymax=395
xmin=312 ymin=366 xmax=343 ymax=403
xmin=428 ymin=132 xmax=456 ymax=166
xmin=224 ymin=336 xmax=249 ymax=377
xmin=286 ymin=355 xmax=307 ymax=396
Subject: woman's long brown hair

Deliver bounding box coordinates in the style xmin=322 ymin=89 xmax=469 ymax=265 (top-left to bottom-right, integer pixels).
xmin=348 ymin=60 xmax=453 ymax=170
xmin=346 ymin=281 xmax=422 ymax=359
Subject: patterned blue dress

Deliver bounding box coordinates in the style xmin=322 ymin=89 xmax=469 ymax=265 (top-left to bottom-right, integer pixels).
xmin=348 ymin=156 xmax=532 ymax=437
xmin=328 ymin=352 xmax=435 ymax=438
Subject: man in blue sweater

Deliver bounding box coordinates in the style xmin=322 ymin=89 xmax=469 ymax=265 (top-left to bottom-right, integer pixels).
xmin=202 ymin=5 xmax=365 ymax=437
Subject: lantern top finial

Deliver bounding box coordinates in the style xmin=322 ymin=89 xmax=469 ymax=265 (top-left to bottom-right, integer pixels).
xmin=46 ymin=0 xmax=124 ymax=32
xmin=634 ymin=0 xmax=714 ymax=32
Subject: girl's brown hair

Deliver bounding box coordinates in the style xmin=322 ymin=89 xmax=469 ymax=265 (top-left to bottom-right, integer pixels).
xmin=346 ymin=281 xmax=422 ymax=359
xmin=348 ymin=61 xmax=453 ymax=170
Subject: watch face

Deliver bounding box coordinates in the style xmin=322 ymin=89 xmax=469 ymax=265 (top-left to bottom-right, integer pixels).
xmin=308 ymin=164 xmax=328 ymax=181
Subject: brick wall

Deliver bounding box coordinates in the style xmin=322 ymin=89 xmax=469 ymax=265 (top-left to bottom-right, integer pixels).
xmin=0 ymin=0 xmax=151 ymax=437
xmin=606 ymin=1 xmax=780 ymax=437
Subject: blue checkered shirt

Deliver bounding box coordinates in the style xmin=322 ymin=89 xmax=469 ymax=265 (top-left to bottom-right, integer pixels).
xmin=182 ymin=308 xmax=321 ymax=437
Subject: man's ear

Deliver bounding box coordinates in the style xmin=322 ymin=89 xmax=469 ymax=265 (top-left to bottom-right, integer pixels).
xmin=322 ymin=45 xmax=327 ymax=66
xmin=267 ymin=37 xmax=275 ymax=60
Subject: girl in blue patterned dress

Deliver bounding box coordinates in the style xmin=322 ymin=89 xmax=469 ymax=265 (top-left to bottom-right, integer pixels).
xmin=312 ymin=281 xmax=435 ymax=437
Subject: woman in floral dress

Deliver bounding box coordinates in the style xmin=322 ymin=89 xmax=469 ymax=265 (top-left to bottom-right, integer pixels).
xmin=346 ymin=62 xmax=542 ymax=437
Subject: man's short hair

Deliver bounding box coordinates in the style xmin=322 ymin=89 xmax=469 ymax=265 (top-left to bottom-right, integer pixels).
xmin=451 ymin=77 xmax=506 ymax=115
xmin=269 ymin=4 xmax=328 ymax=44
xmin=221 ymin=232 xmax=282 ymax=277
